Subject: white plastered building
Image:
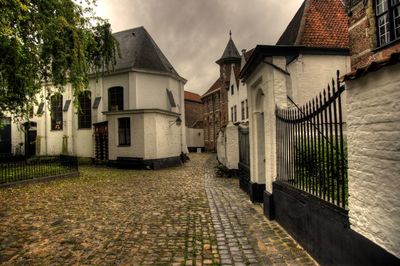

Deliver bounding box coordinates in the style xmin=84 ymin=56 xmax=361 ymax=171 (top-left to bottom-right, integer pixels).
xmin=2 ymin=27 xmax=188 ymax=169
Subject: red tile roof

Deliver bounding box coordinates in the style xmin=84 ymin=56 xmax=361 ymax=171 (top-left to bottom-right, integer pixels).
xmin=201 ymin=78 xmax=222 ymax=98
xmin=277 ymin=0 xmax=349 ymax=49
xmin=184 ymin=90 xmax=202 ymax=103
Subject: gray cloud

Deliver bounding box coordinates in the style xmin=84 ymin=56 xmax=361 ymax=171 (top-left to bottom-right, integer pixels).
xmin=95 ymin=0 xmax=304 ymax=95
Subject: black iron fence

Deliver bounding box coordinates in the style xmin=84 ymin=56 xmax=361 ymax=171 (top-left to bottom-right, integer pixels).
xmin=0 ymin=155 xmax=78 ymax=185
xmin=276 ymin=71 xmax=347 ymax=208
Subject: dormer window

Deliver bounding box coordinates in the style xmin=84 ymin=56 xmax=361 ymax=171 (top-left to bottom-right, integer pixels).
xmin=108 ymin=87 xmax=123 ymax=111
xmin=376 ymin=0 xmax=400 ymax=47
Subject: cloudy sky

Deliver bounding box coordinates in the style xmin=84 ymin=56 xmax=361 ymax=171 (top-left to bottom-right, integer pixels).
xmin=94 ymin=0 xmax=304 ymax=95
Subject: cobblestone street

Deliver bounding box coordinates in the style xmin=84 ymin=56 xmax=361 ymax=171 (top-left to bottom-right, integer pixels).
xmin=0 ymin=153 xmax=316 ymax=265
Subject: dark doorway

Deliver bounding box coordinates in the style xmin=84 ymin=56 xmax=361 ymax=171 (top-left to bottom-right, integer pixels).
xmin=93 ymin=122 xmax=108 ymax=162
xmin=24 ymin=121 xmax=37 ymax=157
xmin=0 ymin=118 xmax=12 ymax=155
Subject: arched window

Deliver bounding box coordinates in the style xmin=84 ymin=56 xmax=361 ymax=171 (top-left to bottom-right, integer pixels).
xmin=51 ymin=94 xmax=63 ymax=130
xmin=108 ymin=87 xmax=123 ymax=111
xmin=78 ymin=91 xmax=92 ymax=129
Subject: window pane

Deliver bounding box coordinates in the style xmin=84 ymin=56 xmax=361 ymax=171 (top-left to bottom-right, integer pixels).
xmin=378 ymin=14 xmax=390 ymax=45
xmin=394 ymin=6 xmax=400 ymax=38
xmin=51 ymin=95 xmax=63 ymax=130
xmin=108 ymin=87 xmax=123 ymax=111
xmin=78 ymin=91 xmax=92 ymax=129
xmin=376 ymin=0 xmax=388 ymax=15
xmin=118 ymin=118 xmax=130 ymax=146
xmin=392 ymin=0 xmax=400 ymax=6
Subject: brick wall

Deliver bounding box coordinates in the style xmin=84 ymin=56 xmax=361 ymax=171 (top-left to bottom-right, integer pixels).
xmin=349 ymin=0 xmax=400 ymax=69
xmin=184 ymin=100 xmax=203 ymax=128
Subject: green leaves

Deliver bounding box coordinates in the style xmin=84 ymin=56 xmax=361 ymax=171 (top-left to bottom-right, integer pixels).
xmin=0 ymin=0 xmax=118 ymax=119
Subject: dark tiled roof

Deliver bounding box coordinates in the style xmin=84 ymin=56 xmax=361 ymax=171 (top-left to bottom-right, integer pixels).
xmin=343 ymin=52 xmax=400 ymax=81
xmin=201 ymin=78 xmax=222 ymax=98
xmin=276 ymin=1 xmax=306 ymax=45
xmin=217 ymin=38 xmax=241 ymax=64
xmin=184 ymin=91 xmax=202 ymax=103
xmin=277 ymin=0 xmax=349 ymax=49
xmin=113 ymin=27 xmax=181 ymax=77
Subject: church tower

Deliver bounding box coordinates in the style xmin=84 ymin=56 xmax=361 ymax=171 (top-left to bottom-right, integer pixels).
xmin=216 ymin=31 xmax=241 ymax=126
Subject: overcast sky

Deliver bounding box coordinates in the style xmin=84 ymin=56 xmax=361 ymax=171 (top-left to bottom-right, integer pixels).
xmin=95 ymin=0 xmax=304 ymax=95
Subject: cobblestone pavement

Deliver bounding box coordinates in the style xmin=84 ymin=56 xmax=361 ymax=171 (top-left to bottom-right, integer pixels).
xmin=205 ymin=162 xmax=317 ymax=266
xmin=0 ymin=153 xmax=316 ymax=265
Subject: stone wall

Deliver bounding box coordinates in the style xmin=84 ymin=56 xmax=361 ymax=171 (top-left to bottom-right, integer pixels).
xmin=345 ymin=63 xmax=400 ymax=257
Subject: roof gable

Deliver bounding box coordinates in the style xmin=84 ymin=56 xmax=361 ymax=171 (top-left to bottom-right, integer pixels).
xmin=276 ymin=0 xmax=349 ymax=49
xmin=113 ymin=27 xmax=181 ymax=77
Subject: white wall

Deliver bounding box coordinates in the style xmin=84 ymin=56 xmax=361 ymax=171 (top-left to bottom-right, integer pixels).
xmin=107 ymin=110 xmax=182 ymax=161
xmin=216 ymin=123 xmax=240 ymax=170
xmin=288 ymin=54 xmax=351 ymax=106
xmin=107 ymin=112 xmax=144 ymax=160
xmin=346 ymin=63 xmax=400 ymax=258
xmin=224 ymin=123 xmax=239 ymax=169
xmin=228 ymin=63 xmax=249 ymax=123
xmin=155 ymin=112 xmax=182 ymax=159
xmin=186 ymin=127 xmax=204 ymax=148
xmin=246 ymin=57 xmax=290 ymax=192
xmin=217 ymin=130 xmax=227 ymax=165
xmin=10 ymin=69 xmax=187 ymax=159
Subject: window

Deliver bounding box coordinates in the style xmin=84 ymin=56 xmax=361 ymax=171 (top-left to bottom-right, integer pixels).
xmin=241 ymin=101 xmax=245 ymax=120
xmin=118 ymin=117 xmax=130 ymax=146
xmin=78 ymin=91 xmax=92 ymax=129
xmin=234 ymin=105 xmax=237 ymax=122
xmin=231 ymin=85 xmax=234 ymax=95
xmin=108 ymin=87 xmax=123 ymax=111
xmin=376 ymin=0 xmax=400 ymax=46
xmin=51 ymin=95 xmax=63 ymax=130
xmin=231 ymin=107 xmax=234 ymax=121
xmin=245 ymin=99 xmax=249 ymax=119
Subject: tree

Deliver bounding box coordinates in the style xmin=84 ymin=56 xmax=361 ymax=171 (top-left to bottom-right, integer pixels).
xmin=0 ymin=0 xmax=119 ymax=120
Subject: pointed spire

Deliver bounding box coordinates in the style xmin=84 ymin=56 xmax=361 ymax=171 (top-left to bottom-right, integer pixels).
xmin=216 ymin=30 xmax=241 ymax=65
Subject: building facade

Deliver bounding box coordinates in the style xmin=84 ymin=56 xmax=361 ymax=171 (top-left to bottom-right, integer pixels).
xmin=184 ymin=91 xmax=204 ymax=152
xmin=344 ymin=0 xmax=400 ymax=258
xmin=201 ymin=33 xmax=241 ymax=151
xmin=348 ymin=0 xmax=400 ymax=68
xmin=3 ymin=27 xmax=188 ymax=169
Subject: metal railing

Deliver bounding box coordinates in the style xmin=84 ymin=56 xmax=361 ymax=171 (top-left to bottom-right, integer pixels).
xmin=276 ymin=71 xmax=347 ymax=208
xmin=0 ymin=155 xmax=78 ymax=185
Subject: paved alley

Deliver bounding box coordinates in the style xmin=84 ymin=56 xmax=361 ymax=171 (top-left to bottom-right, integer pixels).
xmin=0 ymin=153 xmax=315 ymax=265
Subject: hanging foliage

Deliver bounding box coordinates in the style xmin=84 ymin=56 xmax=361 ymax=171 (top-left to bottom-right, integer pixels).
xmin=0 ymin=0 xmax=119 ymax=120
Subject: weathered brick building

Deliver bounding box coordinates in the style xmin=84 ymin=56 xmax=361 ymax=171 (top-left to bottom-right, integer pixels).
xmin=348 ymin=0 xmax=400 ymax=69
xmin=184 ymin=91 xmax=203 ymax=129
xmin=201 ymin=33 xmax=241 ymax=151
